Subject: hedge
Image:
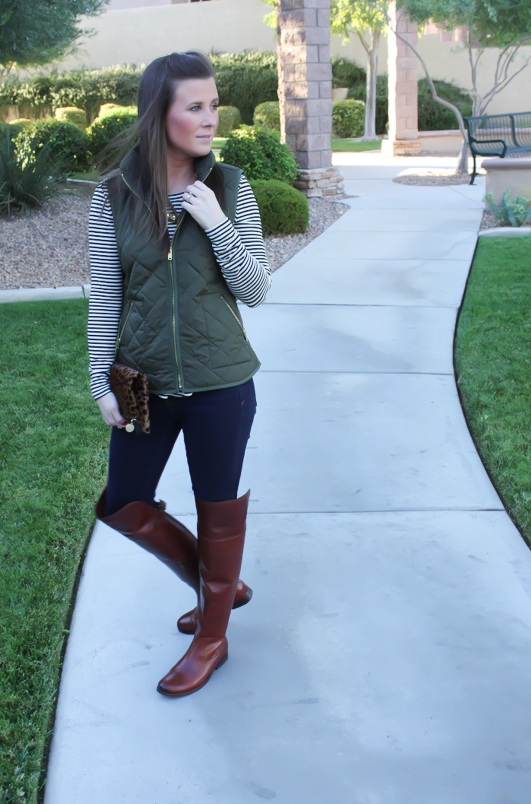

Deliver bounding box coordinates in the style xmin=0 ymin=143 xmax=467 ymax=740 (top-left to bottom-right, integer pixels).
xmin=250 ymin=179 xmax=309 ymax=235
xmin=0 ymin=65 xmax=142 ymax=125
xmin=220 ymin=126 xmax=298 ymax=184
xmin=207 ymin=51 xmax=278 ymax=125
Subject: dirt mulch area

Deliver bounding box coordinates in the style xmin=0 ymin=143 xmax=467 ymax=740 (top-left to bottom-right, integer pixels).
xmin=393 ymin=168 xmax=478 ymax=186
xmin=480 ymin=209 xmax=505 ymax=230
xmin=0 ymin=190 xmax=92 ymax=290
xmin=0 ymin=188 xmax=349 ymax=290
xmin=266 ymin=196 xmax=350 ymax=272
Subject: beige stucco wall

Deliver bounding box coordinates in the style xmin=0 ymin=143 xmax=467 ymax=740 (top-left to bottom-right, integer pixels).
xmin=332 ymin=32 xmax=531 ymax=116
xmin=58 ymin=0 xmax=276 ymax=72
xmin=55 ymin=0 xmax=530 ymax=116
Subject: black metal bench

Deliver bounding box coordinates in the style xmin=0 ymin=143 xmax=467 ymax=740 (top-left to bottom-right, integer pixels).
xmin=464 ymin=112 xmax=531 ymax=184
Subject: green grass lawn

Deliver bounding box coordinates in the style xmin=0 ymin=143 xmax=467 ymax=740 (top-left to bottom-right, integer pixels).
xmin=455 ymin=236 xmax=531 ymax=542
xmin=212 ymin=135 xmax=381 ymax=153
xmin=331 ymin=139 xmax=381 ymax=152
xmin=0 ymin=299 xmax=109 ymax=804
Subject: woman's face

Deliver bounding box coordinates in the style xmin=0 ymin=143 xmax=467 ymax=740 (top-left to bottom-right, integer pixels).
xmin=165 ymin=77 xmax=219 ymax=158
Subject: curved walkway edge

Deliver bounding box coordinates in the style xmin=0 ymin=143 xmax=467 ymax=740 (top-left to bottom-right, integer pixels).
xmin=44 ymin=154 xmax=531 ymax=804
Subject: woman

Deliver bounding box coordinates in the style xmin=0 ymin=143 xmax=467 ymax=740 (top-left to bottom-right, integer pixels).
xmin=88 ymin=52 xmax=271 ymax=697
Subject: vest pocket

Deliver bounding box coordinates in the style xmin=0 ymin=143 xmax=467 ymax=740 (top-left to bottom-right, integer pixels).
xmin=220 ymin=296 xmax=249 ymax=342
xmin=117 ymin=301 xmax=133 ymax=347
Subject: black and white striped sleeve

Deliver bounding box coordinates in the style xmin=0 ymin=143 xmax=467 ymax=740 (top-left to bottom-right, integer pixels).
xmin=205 ymin=174 xmax=272 ymax=307
xmin=87 ymin=182 xmax=123 ymax=400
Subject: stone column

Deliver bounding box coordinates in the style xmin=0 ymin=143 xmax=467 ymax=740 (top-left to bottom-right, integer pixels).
xmin=277 ymin=0 xmax=343 ymax=197
xmin=382 ymin=1 xmax=421 ymax=157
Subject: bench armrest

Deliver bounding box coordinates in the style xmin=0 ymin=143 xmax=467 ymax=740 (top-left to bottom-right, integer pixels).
xmin=468 ymin=137 xmax=508 ymax=157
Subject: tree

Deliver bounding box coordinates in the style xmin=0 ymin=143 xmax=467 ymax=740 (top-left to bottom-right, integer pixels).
xmin=330 ymin=0 xmax=388 ymax=140
xmin=390 ymin=0 xmax=531 ymax=173
xmin=403 ymin=0 xmax=531 ymax=117
xmin=0 ymin=0 xmax=108 ymax=80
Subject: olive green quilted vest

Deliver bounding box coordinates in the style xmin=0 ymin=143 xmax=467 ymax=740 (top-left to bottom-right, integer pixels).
xmin=109 ymin=148 xmax=260 ymax=395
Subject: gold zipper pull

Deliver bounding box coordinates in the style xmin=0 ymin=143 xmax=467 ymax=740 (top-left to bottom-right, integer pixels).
xmin=168 ymin=247 xmax=172 ymax=262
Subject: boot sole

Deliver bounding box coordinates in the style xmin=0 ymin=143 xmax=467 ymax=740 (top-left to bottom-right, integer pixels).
xmin=156 ymin=651 xmax=229 ymax=698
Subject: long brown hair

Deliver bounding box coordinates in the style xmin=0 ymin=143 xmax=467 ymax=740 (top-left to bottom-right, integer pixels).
xmin=114 ymin=52 xmax=225 ymax=237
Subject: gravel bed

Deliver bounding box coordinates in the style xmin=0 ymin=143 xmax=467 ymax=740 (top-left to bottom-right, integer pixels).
xmin=480 ymin=209 xmax=505 ymax=230
xmin=0 ymin=189 xmax=349 ymax=289
xmin=393 ymin=168 xmax=476 ymax=186
xmin=265 ymin=196 xmax=350 ymax=272
xmin=0 ymin=189 xmax=93 ymax=290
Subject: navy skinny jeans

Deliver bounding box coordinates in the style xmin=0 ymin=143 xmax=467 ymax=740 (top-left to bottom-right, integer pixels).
xmin=105 ymin=379 xmax=256 ymax=516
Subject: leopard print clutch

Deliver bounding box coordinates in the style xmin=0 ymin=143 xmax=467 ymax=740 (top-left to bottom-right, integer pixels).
xmin=109 ymin=362 xmax=151 ymax=434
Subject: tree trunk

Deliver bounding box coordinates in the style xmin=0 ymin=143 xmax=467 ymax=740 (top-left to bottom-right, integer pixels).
xmin=363 ymin=28 xmax=380 ymax=141
xmin=457 ymin=139 xmax=469 ymax=174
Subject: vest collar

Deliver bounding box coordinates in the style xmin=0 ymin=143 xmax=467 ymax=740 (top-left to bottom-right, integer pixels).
xmin=119 ymin=147 xmax=216 ymax=196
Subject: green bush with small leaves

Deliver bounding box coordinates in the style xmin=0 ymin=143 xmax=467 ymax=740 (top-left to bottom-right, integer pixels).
xmin=253 ymin=101 xmax=280 ymax=131
xmin=332 ymin=99 xmax=365 ymax=138
xmin=250 ymin=178 xmax=308 ymax=235
xmin=220 ymin=126 xmax=298 ymax=184
xmin=484 ymin=189 xmax=531 ymax=227
xmin=217 ymin=106 xmax=242 ymax=137
xmin=55 ymin=106 xmax=87 ymax=129
xmin=87 ymin=105 xmax=137 ymax=158
xmin=15 ymin=118 xmax=89 ymax=171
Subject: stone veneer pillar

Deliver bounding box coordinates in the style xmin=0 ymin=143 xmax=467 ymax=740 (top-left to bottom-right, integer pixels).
xmin=277 ymin=0 xmax=343 ymax=197
xmin=382 ymin=1 xmax=421 ymax=157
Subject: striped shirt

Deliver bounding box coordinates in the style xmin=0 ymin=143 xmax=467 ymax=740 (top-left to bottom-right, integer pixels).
xmin=88 ymin=174 xmax=271 ymax=400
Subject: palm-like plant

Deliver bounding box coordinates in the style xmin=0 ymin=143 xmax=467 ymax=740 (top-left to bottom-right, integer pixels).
xmin=0 ymin=130 xmax=64 ymax=216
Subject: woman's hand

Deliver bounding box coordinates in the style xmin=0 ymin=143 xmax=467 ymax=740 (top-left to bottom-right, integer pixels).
xmin=182 ymin=180 xmax=226 ymax=231
xmin=97 ymin=392 xmax=127 ymax=428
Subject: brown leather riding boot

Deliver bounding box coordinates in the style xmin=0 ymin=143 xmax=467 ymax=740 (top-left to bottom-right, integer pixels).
xmin=95 ymin=488 xmax=199 ymax=590
xmin=95 ymin=489 xmax=252 ymax=618
xmin=157 ymin=490 xmax=250 ymax=697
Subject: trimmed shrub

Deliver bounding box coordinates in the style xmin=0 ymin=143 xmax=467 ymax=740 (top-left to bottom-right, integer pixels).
xmin=220 ymin=126 xmax=298 ymax=184
xmin=55 ymin=106 xmax=87 ymax=129
xmin=211 ymin=51 xmax=278 ymax=124
xmin=217 ymin=106 xmax=242 ymax=137
xmin=87 ymin=105 xmax=137 ymax=158
xmin=253 ymin=101 xmax=280 ymax=131
xmin=98 ymin=103 xmax=121 ymax=117
xmin=250 ymin=179 xmax=309 ymax=235
xmin=332 ymin=99 xmax=365 ymax=138
xmin=15 ymin=118 xmax=89 ymax=171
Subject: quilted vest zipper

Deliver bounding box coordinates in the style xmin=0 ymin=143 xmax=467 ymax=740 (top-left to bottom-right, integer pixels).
xmin=167 ymin=165 xmax=214 ymax=393
xmin=168 ymin=216 xmax=185 ymax=392
xmin=221 ymin=296 xmax=249 ymax=342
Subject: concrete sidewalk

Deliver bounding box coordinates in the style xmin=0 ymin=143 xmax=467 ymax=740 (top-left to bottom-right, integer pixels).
xmin=44 ymin=154 xmax=531 ymax=804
